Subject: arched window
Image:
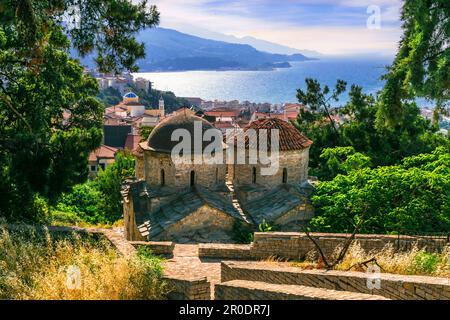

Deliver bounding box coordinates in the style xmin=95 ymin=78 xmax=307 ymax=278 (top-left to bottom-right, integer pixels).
xmin=252 ymin=167 xmax=257 ymax=184
xmin=282 ymin=168 xmax=288 ymax=184
xmin=190 ymin=170 xmax=195 ymax=187
xmin=160 ymin=169 xmax=165 ymax=186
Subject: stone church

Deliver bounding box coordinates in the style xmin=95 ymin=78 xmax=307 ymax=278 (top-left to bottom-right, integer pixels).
xmin=121 ymin=112 xmax=314 ymax=243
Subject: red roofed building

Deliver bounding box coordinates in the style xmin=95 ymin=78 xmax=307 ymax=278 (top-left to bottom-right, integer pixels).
xmin=88 ymin=145 xmax=118 ymax=178
xmin=284 ymin=103 xmax=305 ymax=113
xmin=250 ymin=111 xmax=298 ymax=123
xmin=228 ymin=117 xmax=314 ymax=228
xmin=205 ymin=109 xmax=240 ymax=122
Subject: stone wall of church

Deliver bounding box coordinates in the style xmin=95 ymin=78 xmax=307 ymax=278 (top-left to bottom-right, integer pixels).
xmin=135 ymin=155 xmax=145 ymax=180
xmin=123 ymin=195 xmax=147 ymax=241
xmin=155 ymin=205 xmax=236 ymax=243
xmin=144 ymin=150 xmax=227 ymax=189
xmin=232 ymin=148 xmax=310 ymax=187
xmin=144 ymin=151 xmax=176 ymax=187
xmin=274 ymin=202 xmax=315 ymax=229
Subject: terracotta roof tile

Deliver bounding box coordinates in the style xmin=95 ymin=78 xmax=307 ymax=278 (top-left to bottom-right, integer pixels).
xmin=88 ymin=145 xmax=118 ymax=162
xmin=144 ymin=109 xmax=163 ymax=117
xmin=205 ymin=110 xmax=240 ymax=117
xmin=243 ymin=118 xmax=312 ymax=151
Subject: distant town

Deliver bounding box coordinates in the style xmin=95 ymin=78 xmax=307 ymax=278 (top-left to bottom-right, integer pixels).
xmin=85 ymin=70 xmax=449 ymax=176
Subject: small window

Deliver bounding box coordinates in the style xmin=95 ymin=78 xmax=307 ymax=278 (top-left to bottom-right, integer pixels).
xmin=252 ymin=167 xmax=257 ymax=184
xmin=282 ymin=168 xmax=288 ymax=184
xmin=215 ymin=167 xmax=219 ymax=183
xmin=160 ymin=169 xmax=165 ymax=186
xmin=190 ymin=171 xmax=195 ymax=187
xmin=99 ymin=163 xmax=105 ymax=171
xmin=90 ymin=165 xmax=97 ymax=172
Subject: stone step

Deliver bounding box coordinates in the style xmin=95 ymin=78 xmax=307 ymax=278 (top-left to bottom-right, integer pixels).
xmin=221 ymin=261 xmax=450 ymax=300
xmin=215 ymin=280 xmax=389 ymax=300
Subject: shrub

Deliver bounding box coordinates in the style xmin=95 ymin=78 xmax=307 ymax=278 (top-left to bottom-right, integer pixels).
xmin=232 ymin=221 xmax=254 ymax=244
xmin=409 ymin=251 xmax=440 ymax=275
xmin=259 ymin=219 xmax=274 ymax=232
xmin=54 ymin=183 xmax=107 ymax=224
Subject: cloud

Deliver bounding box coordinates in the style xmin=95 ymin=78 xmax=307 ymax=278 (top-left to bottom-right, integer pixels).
xmin=148 ymin=0 xmax=403 ymax=55
xmin=251 ymin=26 xmax=402 ymax=55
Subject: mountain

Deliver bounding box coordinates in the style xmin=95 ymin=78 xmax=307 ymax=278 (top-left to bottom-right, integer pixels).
xmin=161 ymin=24 xmax=324 ymax=57
xmin=74 ymin=28 xmax=313 ymax=72
xmin=134 ymin=28 xmax=312 ymax=72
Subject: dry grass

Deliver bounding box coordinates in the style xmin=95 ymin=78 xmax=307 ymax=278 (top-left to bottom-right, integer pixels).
xmin=49 ymin=216 xmax=124 ymax=229
xmin=0 ymin=224 xmax=168 ymax=300
xmin=262 ymin=255 xmax=289 ymax=263
xmin=293 ymin=242 xmax=450 ymax=277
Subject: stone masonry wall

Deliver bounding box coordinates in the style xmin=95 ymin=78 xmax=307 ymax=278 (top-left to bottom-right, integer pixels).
xmin=215 ymin=280 xmax=388 ymax=300
xmin=199 ymin=232 xmax=449 ymax=261
xmin=164 ymin=276 xmax=211 ymax=300
xmin=233 ymin=149 xmax=309 ymax=187
xmin=144 ymin=150 xmax=226 ymax=189
xmin=130 ymin=241 xmax=175 ymax=256
xmin=220 ymin=261 xmax=450 ymax=300
xmin=156 ymin=205 xmax=236 ymax=243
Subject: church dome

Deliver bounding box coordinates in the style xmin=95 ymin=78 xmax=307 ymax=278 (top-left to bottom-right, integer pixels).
xmin=124 ymin=92 xmax=138 ymax=99
xmin=143 ymin=112 xmax=218 ymax=153
xmin=244 ymin=118 xmax=312 ymax=151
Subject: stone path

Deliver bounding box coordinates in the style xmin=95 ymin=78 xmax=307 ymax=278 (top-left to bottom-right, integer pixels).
xmin=163 ymin=244 xmax=222 ymax=297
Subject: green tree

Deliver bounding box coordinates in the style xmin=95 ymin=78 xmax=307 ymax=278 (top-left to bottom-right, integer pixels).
xmin=0 ymin=1 xmax=159 ymax=220
xmin=97 ymin=87 xmax=123 ymax=107
xmin=318 ymin=146 xmax=371 ymax=180
xmin=377 ymin=0 xmax=449 ymax=128
xmin=294 ymin=78 xmax=346 ymax=169
xmin=311 ymin=147 xmax=450 ymax=234
xmin=94 ymin=151 xmax=135 ymax=222
xmin=55 ymin=182 xmax=107 ymax=224
xmin=295 ymin=81 xmax=448 ymax=179
xmin=139 ymin=126 xmax=154 ymax=142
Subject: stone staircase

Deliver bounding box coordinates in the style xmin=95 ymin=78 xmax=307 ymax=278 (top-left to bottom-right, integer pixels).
xmin=216 ymin=261 xmax=450 ymax=300
xmin=215 ymin=280 xmax=389 ymax=300
xmin=225 ymin=178 xmax=251 ymax=224
xmin=215 ymin=261 xmax=394 ymax=300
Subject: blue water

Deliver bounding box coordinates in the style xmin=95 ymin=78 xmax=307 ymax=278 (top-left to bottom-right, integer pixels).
xmin=135 ymin=58 xmax=392 ymax=105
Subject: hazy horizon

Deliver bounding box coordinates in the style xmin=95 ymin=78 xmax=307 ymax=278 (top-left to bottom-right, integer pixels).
xmin=149 ymin=0 xmax=403 ymax=56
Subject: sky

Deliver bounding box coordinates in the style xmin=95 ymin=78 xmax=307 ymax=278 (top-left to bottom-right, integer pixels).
xmin=148 ymin=0 xmax=403 ymax=56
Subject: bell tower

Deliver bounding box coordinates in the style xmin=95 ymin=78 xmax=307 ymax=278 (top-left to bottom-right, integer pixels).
xmin=159 ymin=95 xmax=165 ymax=118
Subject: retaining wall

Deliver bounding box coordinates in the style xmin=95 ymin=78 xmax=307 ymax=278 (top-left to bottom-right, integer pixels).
xmin=130 ymin=241 xmax=175 ymax=256
xmin=220 ymin=261 xmax=450 ymax=300
xmin=200 ymin=232 xmax=449 ymax=261
xmin=164 ymin=276 xmax=211 ymax=300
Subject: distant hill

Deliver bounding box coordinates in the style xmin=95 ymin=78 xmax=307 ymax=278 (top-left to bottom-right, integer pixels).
xmin=135 ymin=28 xmax=312 ymax=72
xmin=195 ymin=31 xmax=323 ymax=57
xmin=153 ymin=25 xmax=324 ymax=57
xmin=74 ymin=28 xmax=312 ymax=72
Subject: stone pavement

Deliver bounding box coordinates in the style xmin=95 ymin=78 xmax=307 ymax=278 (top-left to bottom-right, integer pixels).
xmin=163 ymin=244 xmax=222 ymax=298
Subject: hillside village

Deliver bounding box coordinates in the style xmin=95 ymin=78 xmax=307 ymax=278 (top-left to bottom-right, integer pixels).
xmin=86 ymin=72 xmax=310 ymax=178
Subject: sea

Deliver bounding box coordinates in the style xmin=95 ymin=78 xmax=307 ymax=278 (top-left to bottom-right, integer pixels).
xmin=134 ymin=57 xmax=428 ymax=107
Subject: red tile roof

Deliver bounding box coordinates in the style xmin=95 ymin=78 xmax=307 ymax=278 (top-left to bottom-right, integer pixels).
xmin=88 ymin=145 xmax=118 ymax=162
xmin=243 ymin=118 xmax=312 ymax=151
xmin=205 ymin=110 xmax=240 ymax=117
xmin=144 ymin=109 xmax=163 ymax=117
xmin=172 ymin=107 xmax=196 ymax=116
